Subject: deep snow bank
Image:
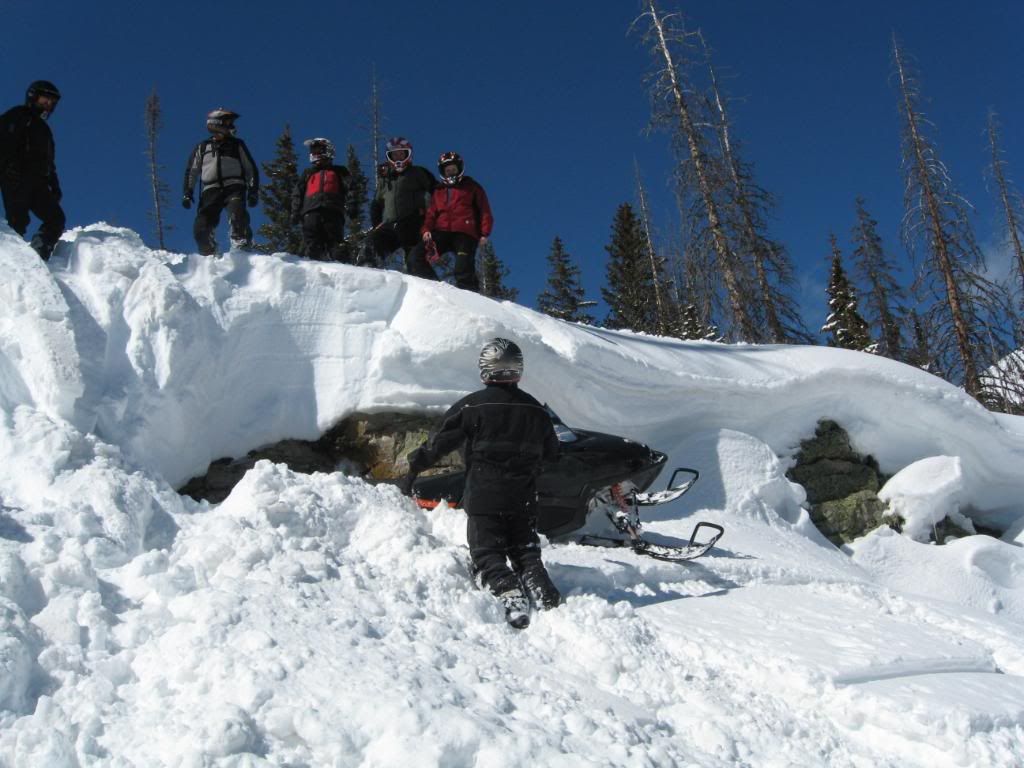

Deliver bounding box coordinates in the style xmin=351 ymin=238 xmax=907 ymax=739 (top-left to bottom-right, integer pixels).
xmin=2 ymin=224 xmax=1024 ymax=767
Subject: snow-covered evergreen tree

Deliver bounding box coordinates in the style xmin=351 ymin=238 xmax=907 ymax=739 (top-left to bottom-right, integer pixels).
xmin=537 ymin=237 xmax=594 ymax=324
xmin=258 ymin=125 xmax=302 ymax=255
xmin=678 ymin=303 xmax=720 ymax=340
xmin=822 ymin=235 xmax=875 ymax=352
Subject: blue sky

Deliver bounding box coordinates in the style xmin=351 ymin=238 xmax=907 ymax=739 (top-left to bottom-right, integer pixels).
xmin=4 ymin=1 xmax=1023 ymax=333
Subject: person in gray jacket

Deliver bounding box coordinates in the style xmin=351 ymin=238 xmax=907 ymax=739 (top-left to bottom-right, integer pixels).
xmin=182 ymin=108 xmax=259 ymax=254
xmin=369 ymin=136 xmax=437 ymax=278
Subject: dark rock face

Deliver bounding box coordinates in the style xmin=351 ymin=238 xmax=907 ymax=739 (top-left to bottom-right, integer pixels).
xmin=179 ymin=412 xmax=460 ymax=504
xmin=786 ymin=420 xmax=897 ymax=546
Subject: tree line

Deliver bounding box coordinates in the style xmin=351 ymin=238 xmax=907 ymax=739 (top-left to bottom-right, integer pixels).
xmin=142 ymin=3 xmax=1024 ymax=414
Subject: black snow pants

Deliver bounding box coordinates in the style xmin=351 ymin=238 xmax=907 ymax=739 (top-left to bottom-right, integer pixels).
xmin=465 ymin=474 xmax=561 ymax=608
xmin=1 ymin=177 xmax=65 ymax=259
xmin=194 ymin=186 xmax=251 ymax=254
xmin=370 ymin=216 xmax=437 ymax=279
xmin=301 ymin=209 xmax=347 ymax=262
xmin=422 ymin=231 xmax=480 ymax=291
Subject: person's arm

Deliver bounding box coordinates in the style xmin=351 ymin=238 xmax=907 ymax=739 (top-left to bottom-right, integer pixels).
xmin=182 ymin=142 xmax=202 ymax=205
xmin=238 ymin=140 xmax=259 ymax=204
xmin=0 ymin=109 xmax=19 ymax=172
xmin=421 ymin=190 xmax=438 ymax=237
xmin=291 ymin=169 xmax=306 ymax=224
xmin=475 ymin=181 xmax=494 ymax=239
xmin=409 ymin=400 xmax=468 ymax=473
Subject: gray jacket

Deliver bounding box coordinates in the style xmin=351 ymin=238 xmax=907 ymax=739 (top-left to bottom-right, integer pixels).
xmin=183 ymin=136 xmax=258 ymax=197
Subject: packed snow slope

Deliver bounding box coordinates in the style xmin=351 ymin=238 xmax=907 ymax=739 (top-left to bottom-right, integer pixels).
xmin=1 ymin=223 xmax=1023 ymax=767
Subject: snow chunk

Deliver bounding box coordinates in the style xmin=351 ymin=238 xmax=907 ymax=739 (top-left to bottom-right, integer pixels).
xmin=878 ymin=456 xmax=965 ymax=541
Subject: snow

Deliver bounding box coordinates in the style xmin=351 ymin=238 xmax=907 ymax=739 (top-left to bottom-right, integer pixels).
xmin=1 ymin=222 xmax=1024 ymax=766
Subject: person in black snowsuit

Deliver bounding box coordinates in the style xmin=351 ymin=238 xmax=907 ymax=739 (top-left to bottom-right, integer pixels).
xmin=369 ymin=136 xmax=438 ymax=279
xmin=291 ymin=138 xmax=349 ymax=262
xmin=0 ymin=81 xmax=65 ymax=261
xmin=400 ymin=338 xmax=563 ymax=627
xmin=182 ymin=108 xmax=259 ymax=254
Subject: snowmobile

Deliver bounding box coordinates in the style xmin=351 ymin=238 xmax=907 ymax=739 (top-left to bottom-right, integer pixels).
xmin=412 ymin=410 xmax=723 ymax=563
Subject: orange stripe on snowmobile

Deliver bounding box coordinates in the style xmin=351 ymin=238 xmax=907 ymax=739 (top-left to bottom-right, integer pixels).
xmin=413 ymin=498 xmax=462 ymax=510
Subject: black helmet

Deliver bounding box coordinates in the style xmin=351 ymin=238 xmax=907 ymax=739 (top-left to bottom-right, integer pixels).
xmin=437 ymin=151 xmax=464 ymax=185
xmin=26 ymin=80 xmax=60 ymax=116
xmin=479 ymin=338 xmax=524 ymax=383
xmin=206 ymin=108 xmax=239 ymax=135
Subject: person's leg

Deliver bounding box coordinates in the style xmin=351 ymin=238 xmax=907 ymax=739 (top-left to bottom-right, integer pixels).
xmin=28 ymin=183 xmax=65 ymax=260
xmin=225 ymin=189 xmax=252 ymax=248
xmin=323 ymin=213 xmax=349 ymax=263
xmin=370 ymin=224 xmax=400 ymax=266
xmin=452 ymin=233 xmax=480 ymax=292
xmin=194 ymin=189 xmax=224 ymax=255
xmin=467 ymin=514 xmax=521 ymax=595
xmin=398 ymin=218 xmax=438 ymax=280
xmin=301 ymin=211 xmax=327 ymax=260
xmin=1 ymin=183 xmax=31 ymax=236
xmin=507 ymin=502 xmax=562 ymax=609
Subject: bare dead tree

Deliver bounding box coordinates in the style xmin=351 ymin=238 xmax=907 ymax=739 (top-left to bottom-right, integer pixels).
xmin=893 ymin=35 xmax=1011 ymax=401
xmin=986 ymin=109 xmax=1024 ymax=300
xmin=637 ymin=0 xmax=757 ymax=341
xmin=144 ymin=87 xmax=170 ymax=250
xmin=369 ymin=66 xmax=384 ymax=192
xmin=633 ymin=158 xmax=670 ymax=334
xmin=703 ymin=49 xmax=811 ymax=344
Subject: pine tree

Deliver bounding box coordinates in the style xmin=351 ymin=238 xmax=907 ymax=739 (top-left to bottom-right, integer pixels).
xmin=537 ymin=236 xmax=594 ymax=323
xmin=634 ymin=160 xmax=670 ymax=334
xmin=257 ymin=125 xmax=302 ymax=255
xmin=478 ymin=241 xmax=518 ymax=301
xmin=822 ymin=235 xmax=874 ymax=352
xmin=894 ymin=36 xmax=1012 ymax=400
xmin=345 ymin=144 xmax=370 ymax=255
xmin=143 ymin=88 xmax=171 ymax=250
xmin=602 ymin=203 xmax=657 ymax=332
xmin=905 ymin=308 xmax=937 ymax=373
xmin=850 ymin=197 xmax=907 ymax=360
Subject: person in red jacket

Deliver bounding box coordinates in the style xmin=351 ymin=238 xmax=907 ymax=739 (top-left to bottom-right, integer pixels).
xmin=419 ymin=151 xmax=493 ymax=292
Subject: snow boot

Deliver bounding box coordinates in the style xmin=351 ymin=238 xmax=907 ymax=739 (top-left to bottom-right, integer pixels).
xmin=520 ymin=565 xmax=562 ymax=610
xmin=496 ymin=589 xmax=531 ymax=629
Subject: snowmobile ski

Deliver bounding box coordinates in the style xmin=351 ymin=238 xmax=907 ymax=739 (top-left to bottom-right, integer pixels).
xmin=578 ymin=522 xmax=724 ymax=563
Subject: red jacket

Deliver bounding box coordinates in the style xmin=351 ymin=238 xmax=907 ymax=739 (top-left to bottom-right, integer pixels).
xmin=422 ymin=176 xmax=493 ymax=239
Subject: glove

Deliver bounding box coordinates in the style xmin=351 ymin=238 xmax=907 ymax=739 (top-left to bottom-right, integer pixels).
xmin=182 ymin=194 xmax=193 ymax=210
xmin=248 ymin=189 xmax=259 ymax=208
xmin=397 ymin=472 xmax=417 ymax=497
xmin=424 ymin=238 xmax=441 ymax=265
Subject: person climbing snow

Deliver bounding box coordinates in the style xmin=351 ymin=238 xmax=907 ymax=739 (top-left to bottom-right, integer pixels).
xmin=420 ymin=150 xmax=493 ymax=292
xmin=182 ymin=108 xmax=259 ymax=254
xmin=291 ymin=138 xmax=350 ymax=262
xmin=369 ymin=136 xmax=437 ymax=279
xmin=0 ymin=80 xmax=65 ymax=261
xmin=399 ymin=338 xmax=563 ymax=628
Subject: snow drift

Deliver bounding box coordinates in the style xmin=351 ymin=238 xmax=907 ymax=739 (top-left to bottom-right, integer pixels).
xmin=1 ymin=223 xmax=1023 ymax=766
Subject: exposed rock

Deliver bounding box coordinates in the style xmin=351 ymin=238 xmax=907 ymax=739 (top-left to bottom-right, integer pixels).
xmin=179 ymin=411 xmax=461 ymax=504
xmin=786 ymin=420 xmax=898 ymax=546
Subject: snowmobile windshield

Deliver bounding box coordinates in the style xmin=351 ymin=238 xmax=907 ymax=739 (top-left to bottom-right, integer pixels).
xmin=545 ymin=406 xmax=578 ymax=443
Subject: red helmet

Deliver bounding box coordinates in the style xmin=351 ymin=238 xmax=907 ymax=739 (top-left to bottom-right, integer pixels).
xmin=385 ymin=136 xmax=413 ymax=171
xmin=437 ymin=151 xmax=464 ymax=185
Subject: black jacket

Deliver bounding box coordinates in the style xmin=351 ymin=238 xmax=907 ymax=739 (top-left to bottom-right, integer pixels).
xmin=291 ymin=164 xmax=349 ymax=219
xmin=370 ymin=165 xmax=435 ymax=227
xmin=409 ymin=383 xmax=559 ymax=515
xmin=183 ymin=136 xmax=259 ymax=197
xmin=0 ymin=105 xmax=59 ymax=194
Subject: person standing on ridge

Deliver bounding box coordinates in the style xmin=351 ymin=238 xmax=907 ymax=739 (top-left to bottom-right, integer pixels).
xmin=421 ymin=150 xmax=492 ymax=292
xmin=291 ymin=138 xmax=350 ymax=262
xmin=399 ymin=338 xmax=563 ymax=629
xmin=369 ymin=136 xmax=437 ymax=279
xmin=182 ymin=108 xmax=259 ymax=254
xmin=0 ymin=81 xmax=65 ymax=261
